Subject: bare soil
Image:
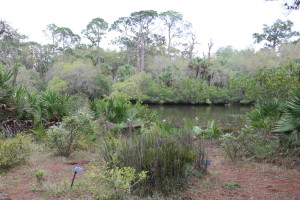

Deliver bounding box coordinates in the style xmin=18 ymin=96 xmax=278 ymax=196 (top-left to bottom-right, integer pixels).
xmin=183 ymin=143 xmax=300 ymax=200
xmin=0 ymin=143 xmax=300 ymax=200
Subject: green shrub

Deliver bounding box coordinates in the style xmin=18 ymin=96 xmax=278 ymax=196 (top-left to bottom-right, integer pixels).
xmin=275 ymin=91 xmax=300 ymax=147
xmin=31 ymin=123 xmax=48 ymax=142
xmin=33 ymin=169 xmax=46 ymax=190
xmin=247 ymin=101 xmax=283 ymax=133
xmin=0 ymin=70 xmax=14 ymax=104
xmin=195 ymin=121 xmax=222 ymax=139
xmin=41 ymin=90 xmax=70 ymax=122
xmin=90 ymin=97 xmax=131 ymax=123
xmin=90 ymin=97 xmax=155 ymax=125
xmin=221 ymin=129 xmax=278 ymax=162
xmin=102 ymin=130 xmax=206 ymax=195
xmin=88 ymin=155 xmax=147 ymax=200
xmin=220 ymin=133 xmax=242 ymax=162
xmin=0 ymin=134 xmax=31 ymax=169
xmin=130 ymin=101 xmax=156 ymax=125
xmin=47 ymin=111 xmax=96 ymax=157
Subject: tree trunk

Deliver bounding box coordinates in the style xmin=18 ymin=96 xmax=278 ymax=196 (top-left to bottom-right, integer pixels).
xmin=140 ymin=51 xmax=145 ymax=72
xmin=196 ymin=67 xmax=199 ymax=79
xmin=167 ymin=26 xmax=171 ymax=58
xmin=140 ymin=42 xmax=145 ymax=72
xmin=136 ymin=45 xmax=140 ymax=73
xmin=208 ymin=39 xmax=214 ymax=61
xmin=62 ymin=37 xmax=65 ymax=61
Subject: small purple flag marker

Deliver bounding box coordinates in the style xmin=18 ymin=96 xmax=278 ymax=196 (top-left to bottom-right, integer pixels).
xmin=71 ymin=166 xmax=83 ymax=187
xmin=201 ymin=160 xmax=211 ymax=167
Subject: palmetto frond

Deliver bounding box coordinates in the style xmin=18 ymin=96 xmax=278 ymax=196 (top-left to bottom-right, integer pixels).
xmin=275 ymin=91 xmax=300 ymax=146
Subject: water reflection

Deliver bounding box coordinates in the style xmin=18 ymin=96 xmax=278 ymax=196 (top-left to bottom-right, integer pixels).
xmin=149 ymin=105 xmax=251 ymax=127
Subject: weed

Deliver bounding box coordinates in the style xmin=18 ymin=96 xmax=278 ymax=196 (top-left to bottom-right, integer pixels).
xmin=222 ymin=182 xmax=241 ymax=190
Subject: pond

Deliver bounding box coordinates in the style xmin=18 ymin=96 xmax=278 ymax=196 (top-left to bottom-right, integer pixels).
xmin=149 ymin=105 xmax=251 ymax=128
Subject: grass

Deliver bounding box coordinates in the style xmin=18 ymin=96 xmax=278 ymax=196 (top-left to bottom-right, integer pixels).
xmin=1 ymin=141 xmax=300 ymax=200
xmin=222 ymin=182 xmax=241 ymax=190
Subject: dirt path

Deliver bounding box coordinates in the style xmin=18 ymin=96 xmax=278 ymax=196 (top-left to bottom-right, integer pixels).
xmin=184 ymin=143 xmax=300 ymax=200
xmin=1 ymin=144 xmax=300 ymax=200
xmin=0 ymin=150 xmax=91 ymax=200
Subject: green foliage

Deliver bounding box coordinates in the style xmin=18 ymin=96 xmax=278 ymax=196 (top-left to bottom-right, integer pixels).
xmin=47 ymin=60 xmax=110 ymax=98
xmin=41 ymin=90 xmax=70 ymax=122
xmin=247 ymin=101 xmax=284 ymax=133
xmin=90 ymin=97 xmax=131 ymax=123
xmin=229 ymin=67 xmax=299 ymax=104
xmin=0 ymin=70 xmax=14 ymax=104
xmin=222 ymin=182 xmax=241 ymax=190
xmin=131 ymin=101 xmax=157 ymax=124
xmin=250 ymin=67 xmax=298 ymax=102
xmin=227 ymin=76 xmax=255 ymax=103
xmin=47 ymin=77 xmax=68 ymax=92
xmin=93 ymin=74 xmax=111 ymax=98
xmin=0 ymin=70 xmax=13 ymax=89
xmin=47 ymin=111 xmax=96 ymax=157
xmin=253 ymin=19 xmax=299 ymax=48
xmin=142 ymin=81 xmax=175 ymax=103
xmin=102 ymin=130 xmax=206 ymax=195
xmin=25 ymin=91 xmax=42 ymax=118
xmin=158 ymin=65 xmax=178 ymax=87
xmin=88 ymin=155 xmax=147 ymax=200
xmin=197 ymin=121 xmax=222 ymax=139
xmin=0 ymin=134 xmax=31 ymax=169
xmin=82 ymin=17 xmax=108 ymax=48
xmin=188 ymin=57 xmax=210 ymax=79
xmin=220 ymin=133 xmax=241 ymax=162
xmin=275 ymin=91 xmax=300 ymax=147
xmin=33 ymin=169 xmax=46 ymax=189
xmin=67 ymin=94 xmax=90 ymax=115
xmin=90 ymin=96 xmax=155 ymax=126
xmin=173 ymin=78 xmax=206 ymax=103
xmin=111 ymin=72 xmax=148 ymax=100
xmin=115 ymin=65 xmax=135 ymax=82
xmin=31 ymin=123 xmax=48 ymax=141
xmin=220 ymin=130 xmax=278 ymax=162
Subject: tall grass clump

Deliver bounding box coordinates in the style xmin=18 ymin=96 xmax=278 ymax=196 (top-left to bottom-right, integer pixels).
xmin=102 ymin=130 xmax=206 ymax=195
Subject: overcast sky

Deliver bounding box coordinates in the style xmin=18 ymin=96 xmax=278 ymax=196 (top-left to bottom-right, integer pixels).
xmin=1 ymin=0 xmax=300 ymax=53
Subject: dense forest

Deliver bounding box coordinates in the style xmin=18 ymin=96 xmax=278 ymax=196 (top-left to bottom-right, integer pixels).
xmin=1 ymin=11 xmax=299 ymax=105
xmin=1 ymin=9 xmax=300 ymax=200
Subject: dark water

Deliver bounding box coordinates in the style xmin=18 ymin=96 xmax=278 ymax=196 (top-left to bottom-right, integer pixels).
xmin=149 ymin=105 xmax=251 ymax=127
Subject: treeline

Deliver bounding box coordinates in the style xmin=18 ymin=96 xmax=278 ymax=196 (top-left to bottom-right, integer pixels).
xmin=0 ymin=13 xmax=300 ymax=104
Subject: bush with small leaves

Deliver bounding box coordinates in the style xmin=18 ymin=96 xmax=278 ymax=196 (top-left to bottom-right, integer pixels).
xmin=0 ymin=134 xmax=31 ymax=169
xmin=47 ymin=111 xmax=96 ymax=157
xmin=221 ymin=129 xmax=278 ymax=162
xmin=88 ymin=155 xmax=147 ymax=200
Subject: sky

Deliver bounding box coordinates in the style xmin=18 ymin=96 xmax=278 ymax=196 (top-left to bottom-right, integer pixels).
xmin=1 ymin=0 xmax=300 ymax=54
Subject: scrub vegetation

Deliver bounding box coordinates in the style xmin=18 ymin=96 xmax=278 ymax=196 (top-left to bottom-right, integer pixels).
xmin=0 ymin=9 xmax=300 ymax=199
